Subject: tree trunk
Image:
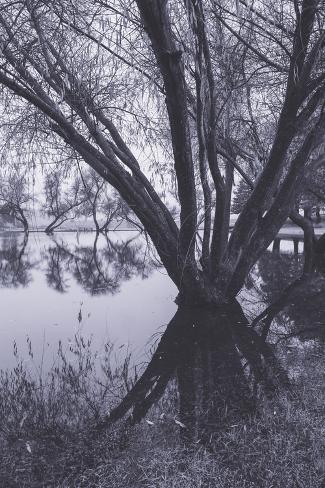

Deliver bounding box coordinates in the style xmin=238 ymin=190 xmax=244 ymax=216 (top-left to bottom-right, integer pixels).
xmin=15 ymin=206 xmax=29 ymax=234
xmin=304 ymin=206 xmax=312 ymax=221
xmin=45 ymin=222 xmax=61 ymax=234
xmin=45 ymin=223 xmax=54 ymax=234
xmin=45 ymin=216 xmax=68 ymax=234
xmin=23 ymin=219 xmax=29 ymax=234
xmin=272 ymin=238 xmax=281 ymax=253
xmin=293 ymin=238 xmax=299 ymax=255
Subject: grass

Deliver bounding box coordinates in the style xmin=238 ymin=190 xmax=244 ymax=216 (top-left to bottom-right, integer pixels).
xmin=0 ymin=336 xmax=324 ymax=487
xmin=75 ymin=363 xmax=325 ymax=488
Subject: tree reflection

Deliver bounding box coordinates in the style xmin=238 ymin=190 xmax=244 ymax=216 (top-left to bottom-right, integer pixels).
xmin=0 ymin=233 xmax=33 ymax=287
xmin=259 ymin=251 xmax=303 ymax=301
xmin=98 ymin=300 xmax=289 ymax=441
xmin=257 ymin=250 xmax=325 ymax=341
xmin=44 ymin=233 xmax=155 ymax=296
xmin=43 ymin=243 xmax=73 ymax=293
xmin=96 ymin=240 xmax=325 ymax=439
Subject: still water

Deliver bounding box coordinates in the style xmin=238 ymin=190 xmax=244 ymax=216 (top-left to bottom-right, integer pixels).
xmin=0 ymin=230 xmax=322 ymax=371
xmin=0 ymin=231 xmax=177 ymax=370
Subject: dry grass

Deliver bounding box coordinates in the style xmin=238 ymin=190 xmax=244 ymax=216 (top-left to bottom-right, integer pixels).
xmin=0 ymin=338 xmax=324 ymax=487
xmin=73 ymin=376 xmax=325 ymax=488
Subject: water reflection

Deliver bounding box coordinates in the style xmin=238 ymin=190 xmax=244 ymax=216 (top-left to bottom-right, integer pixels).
xmin=259 ymin=251 xmax=303 ymax=301
xmin=42 ymin=233 xmax=155 ymax=296
xmin=97 ymin=238 xmax=325 ymax=438
xmin=0 ymin=231 xmax=156 ymax=297
xmin=44 ymin=242 xmax=72 ymax=293
xmin=0 ymin=233 xmax=34 ymax=288
xmin=257 ymin=250 xmax=325 ymax=341
xmin=101 ymin=299 xmax=289 ymax=440
xmin=71 ymin=235 xmax=152 ymax=295
xmin=1 ymin=231 xmax=324 ymax=436
xmin=0 ymin=231 xmax=177 ymax=372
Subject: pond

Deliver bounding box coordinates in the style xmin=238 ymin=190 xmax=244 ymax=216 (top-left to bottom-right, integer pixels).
xmin=0 ymin=230 xmax=324 ymax=371
xmin=0 ymin=231 xmax=177 ymax=370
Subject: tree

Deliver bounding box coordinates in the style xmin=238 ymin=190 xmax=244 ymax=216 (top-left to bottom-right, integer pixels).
xmin=231 ymin=179 xmax=252 ymax=214
xmin=42 ymin=169 xmax=84 ymax=234
xmin=0 ymin=169 xmax=32 ymax=233
xmin=0 ymin=0 xmax=324 ymax=436
xmin=298 ymin=158 xmax=325 ymax=220
xmin=78 ymin=168 xmax=125 ymax=233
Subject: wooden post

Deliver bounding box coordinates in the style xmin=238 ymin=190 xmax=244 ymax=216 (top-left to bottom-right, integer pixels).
xmin=272 ymin=238 xmax=281 ymax=253
xmin=293 ymin=238 xmax=299 ymax=255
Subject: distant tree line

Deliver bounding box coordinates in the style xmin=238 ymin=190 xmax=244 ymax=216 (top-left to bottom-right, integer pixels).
xmin=0 ymin=166 xmax=133 ymax=234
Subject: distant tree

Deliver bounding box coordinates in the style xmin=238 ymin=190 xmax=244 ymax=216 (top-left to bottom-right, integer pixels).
xmin=298 ymin=158 xmax=325 ymax=220
xmin=231 ymin=180 xmax=252 ymax=214
xmin=0 ymin=170 xmax=32 ymax=233
xmin=43 ymin=169 xmax=84 ymax=234
xmin=78 ymin=168 xmax=126 ymax=233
